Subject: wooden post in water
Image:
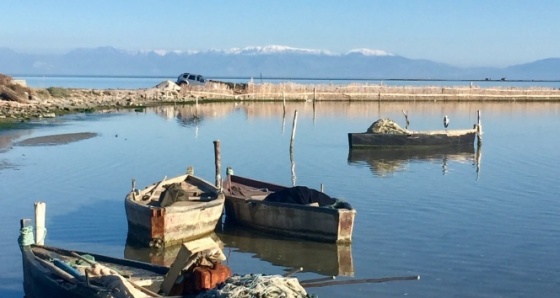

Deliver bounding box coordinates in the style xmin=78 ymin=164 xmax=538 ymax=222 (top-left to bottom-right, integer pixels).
xmin=34 ymin=202 xmax=46 ymax=245
xmin=290 ymin=110 xmax=298 ymax=186
xmin=213 ymin=140 xmax=221 ymax=190
xmin=313 ymin=87 xmax=316 ymax=101
xmin=195 ymin=96 xmax=199 ymax=118
xmin=282 ymin=91 xmax=286 ymax=111
xmin=476 ymin=110 xmax=483 ymax=145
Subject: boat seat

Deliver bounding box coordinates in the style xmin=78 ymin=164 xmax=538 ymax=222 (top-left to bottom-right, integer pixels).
xmin=250 ymin=195 xmax=268 ymax=200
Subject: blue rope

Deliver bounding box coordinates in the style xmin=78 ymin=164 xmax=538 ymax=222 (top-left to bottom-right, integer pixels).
xmin=18 ymin=226 xmax=35 ymax=246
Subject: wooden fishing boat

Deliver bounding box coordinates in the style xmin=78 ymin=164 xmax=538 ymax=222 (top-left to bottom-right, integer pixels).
xmin=348 ymin=128 xmax=478 ymax=149
xmin=125 ymin=171 xmax=225 ymax=248
xmin=222 ymin=170 xmax=356 ymax=244
xmin=348 ymin=116 xmax=482 ymax=149
xmin=18 ymin=219 xmax=232 ymax=297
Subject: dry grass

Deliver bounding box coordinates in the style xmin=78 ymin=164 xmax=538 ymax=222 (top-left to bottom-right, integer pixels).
xmin=180 ymin=81 xmax=560 ymax=101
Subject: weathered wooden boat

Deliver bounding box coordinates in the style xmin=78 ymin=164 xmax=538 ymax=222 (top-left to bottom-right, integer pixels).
xmin=125 ymin=170 xmax=225 ymax=248
xmin=348 ymin=116 xmax=482 ymax=149
xmin=222 ymin=170 xmax=356 ymax=244
xmin=19 ymin=219 xmax=232 ymax=297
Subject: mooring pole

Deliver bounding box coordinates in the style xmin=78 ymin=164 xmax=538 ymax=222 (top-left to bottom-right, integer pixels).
xmin=213 ymin=140 xmax=221 ymax=191
xmin=476 ymin=110 xmax=483 ymax=145
xmin=34 ymin=202 xmax=46 ymax=245
xmin=195 ymin=96 xmax=199 ymax=118
xmin=290 ymin=110 xmax=298 ymax=149
xmin=290 ymin=110 xmax=298 ymax=186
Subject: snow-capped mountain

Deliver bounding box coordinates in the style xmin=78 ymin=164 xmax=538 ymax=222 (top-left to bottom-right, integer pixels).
xmin=1 ymin=45 xmax=558 ymax=80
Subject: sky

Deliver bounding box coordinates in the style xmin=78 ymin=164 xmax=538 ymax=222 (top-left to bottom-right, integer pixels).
xmin=1 ymin=0 xmax=559 ymax=67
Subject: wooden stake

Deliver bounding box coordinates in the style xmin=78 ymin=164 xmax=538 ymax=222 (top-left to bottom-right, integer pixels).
xmin=34 ymin=202 xmax=46 ymax=245
xmin=290 ymin=110 xmax=298 ymax=148
xmin=214 ymin=140 xmax=221 ymax=190
xmin=476 ymin=110 xmax=483 ymax=145
xmin=290 ymin=111 xmax=298 ymax=186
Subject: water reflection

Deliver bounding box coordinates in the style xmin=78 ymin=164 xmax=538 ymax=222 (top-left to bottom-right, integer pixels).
xmin=124 ymin=232 xmax=224 ymax=267
xmin=348 ymin=145 xmax=480 ymax=177
xmin=215 ymin=221 xmax=354 ymax=277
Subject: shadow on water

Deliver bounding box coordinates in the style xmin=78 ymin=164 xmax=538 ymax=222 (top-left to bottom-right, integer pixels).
xmin=124 ymin=232 xmax=224 ymax=267
xmin=347 ymin=144 xmax=481 ymax=177
xmin=215 ymin=220 xmax=354 ymax=277
xmin=45 ymin=199 xmax=128 ymax=246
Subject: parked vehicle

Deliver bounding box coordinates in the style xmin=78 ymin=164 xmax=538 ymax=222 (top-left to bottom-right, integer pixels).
xmin=176 ymin=73 xmax=207 ymax=86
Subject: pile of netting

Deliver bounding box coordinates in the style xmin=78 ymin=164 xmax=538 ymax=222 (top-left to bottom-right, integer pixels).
xmin=366 ymin=118 xmax=410 ymax=135
xmin=196 ymin=274 xmax=316 ymax=298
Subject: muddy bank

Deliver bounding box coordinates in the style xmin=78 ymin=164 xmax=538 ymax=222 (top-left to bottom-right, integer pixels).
xmin=1 ymin=75 xmax=560 ymax=122
xmin=14 ymin=132 xmax=98 ymax=146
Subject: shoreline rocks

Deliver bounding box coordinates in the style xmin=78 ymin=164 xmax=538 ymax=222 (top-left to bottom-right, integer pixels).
xmin=2 ymin=75 xmax=560 ymax=122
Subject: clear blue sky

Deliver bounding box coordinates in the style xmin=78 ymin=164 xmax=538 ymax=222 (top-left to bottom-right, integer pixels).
xmin=2 ymin=0 xmax=558 ymax=67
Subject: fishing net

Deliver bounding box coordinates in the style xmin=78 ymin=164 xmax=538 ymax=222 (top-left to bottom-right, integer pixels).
xmin=366 ymin=118 xmax=410 ymax=135
xmin=197 ymin=274 xmax=314 ymax=298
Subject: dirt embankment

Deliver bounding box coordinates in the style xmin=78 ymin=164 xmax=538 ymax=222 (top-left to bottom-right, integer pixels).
xmin=2 ymin=73 xmax=560 ymax=122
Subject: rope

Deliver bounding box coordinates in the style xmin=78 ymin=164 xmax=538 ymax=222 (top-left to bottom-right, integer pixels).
xmin=18 ymin=226 xmax=35 ymax=246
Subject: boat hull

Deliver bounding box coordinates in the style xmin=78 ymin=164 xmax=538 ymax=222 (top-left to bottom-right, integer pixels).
xmin=223 ymin=175 xmax=356 ymax=244
xmin=125 ymin=174 xmax=224 ymax=247
xmin=348 ymin=130 xmax=477 ymax=149
xmin=21 ymin=244 xmax=168 ymax=298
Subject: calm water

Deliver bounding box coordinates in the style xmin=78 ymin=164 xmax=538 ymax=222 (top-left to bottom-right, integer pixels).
xmin=1 ymin=100 xmax=559 ymax=297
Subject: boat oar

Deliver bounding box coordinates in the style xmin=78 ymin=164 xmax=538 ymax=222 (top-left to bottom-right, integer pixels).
xmin=300 ymin=275 xmax=420 ymax=288
xmin=71 ymin=252 xmax=162 ymax=297
xmin=34 ymin=256 xmax=79 ymax=284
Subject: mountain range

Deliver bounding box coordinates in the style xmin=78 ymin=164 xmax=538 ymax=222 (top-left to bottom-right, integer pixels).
xmin=1 ymin=45 xmax=559 ymax=80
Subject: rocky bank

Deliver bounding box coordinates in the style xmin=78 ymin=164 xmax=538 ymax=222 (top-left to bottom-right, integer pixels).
xmin=2 ymin=73 xmax=560 ymax=122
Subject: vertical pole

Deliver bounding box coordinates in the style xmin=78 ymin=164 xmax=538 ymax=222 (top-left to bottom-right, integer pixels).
xmin=283 ymin=91 xmax=286 ymax=115
xmin=195 ymin=96 xmax=199 ymax=118
xmin=476 ymin=110 xmax=483 ymax=145
xmin=34 ymin=202 xmax=46 ymax=245
xmin=313 ymin=87 xmax=316 ymax=101
xmin=213 ymin=140 xmax=221 ymax=190
xmin=321 ymin=183 xmax=324 ymax=193
xmin=290 ymin=110 xmax=298 ymax=150
xmin=290 ymin=111 xmax=298 ymax=186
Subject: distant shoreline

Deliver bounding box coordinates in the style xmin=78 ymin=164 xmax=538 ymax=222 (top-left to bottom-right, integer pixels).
xmin=2 ymin=79 xmax=560 ymax=122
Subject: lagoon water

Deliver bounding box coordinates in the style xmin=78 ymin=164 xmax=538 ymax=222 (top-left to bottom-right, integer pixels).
xmin=1 ymin=90 xmax=560 ymax=296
